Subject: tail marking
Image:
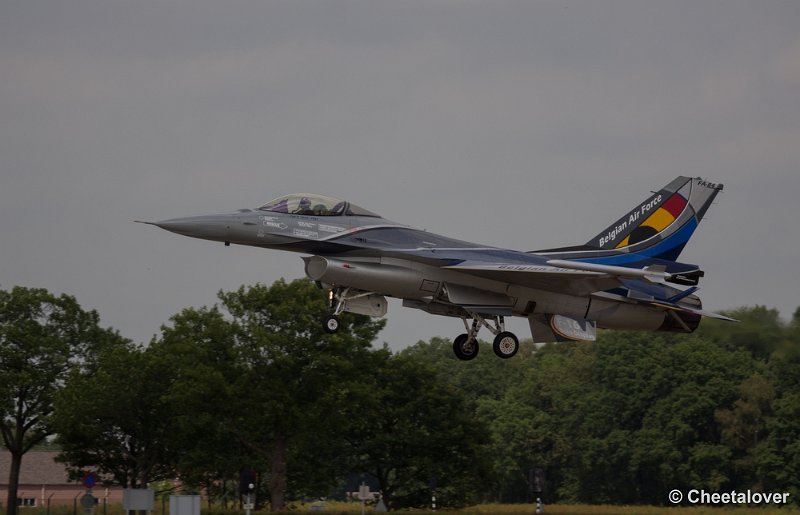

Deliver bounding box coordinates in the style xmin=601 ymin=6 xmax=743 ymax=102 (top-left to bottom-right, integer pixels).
xmin=614 ymin=188 xmax=688 ymax=249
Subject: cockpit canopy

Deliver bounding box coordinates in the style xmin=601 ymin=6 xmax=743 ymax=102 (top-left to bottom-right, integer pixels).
xmin=258 ymin=193 xmax=380 ymax=218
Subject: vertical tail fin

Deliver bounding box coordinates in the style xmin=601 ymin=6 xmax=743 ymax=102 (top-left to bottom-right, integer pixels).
xmin=585 ymin=176 xmax=723 ymax=262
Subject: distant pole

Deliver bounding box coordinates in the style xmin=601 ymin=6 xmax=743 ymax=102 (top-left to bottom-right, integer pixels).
xmin=239 ymin=469 xmax=255 ymax=515
xmin=529 ymin=467 xmax=545 ymax=513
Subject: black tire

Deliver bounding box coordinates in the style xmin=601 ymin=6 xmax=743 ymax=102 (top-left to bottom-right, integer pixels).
xmin=493 ymin=331 xmax=519 ymax=359
xmin=453 ymin=333 xmax=479 ymax=361
xmin=323 ymin=315 xmax=340 ymax=334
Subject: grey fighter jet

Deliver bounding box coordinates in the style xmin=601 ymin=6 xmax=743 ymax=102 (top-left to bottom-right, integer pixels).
xmin=140 ymin=176 xmax=734 ymax=360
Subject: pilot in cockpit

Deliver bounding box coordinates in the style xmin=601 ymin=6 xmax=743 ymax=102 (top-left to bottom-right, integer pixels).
xmin=294 ymin=196 xmax=312 ymax=214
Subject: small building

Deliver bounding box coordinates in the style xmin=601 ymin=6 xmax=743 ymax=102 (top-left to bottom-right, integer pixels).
xmin=0 ymin=451 xmax=124 ymax=508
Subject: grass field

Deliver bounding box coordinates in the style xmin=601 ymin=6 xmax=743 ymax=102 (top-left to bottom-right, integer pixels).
xmin=28 ymin=501 xmax=799 ymax=515
xmin=288 ymin=501 xmax=799 ymax=514
xmin=460 ymin=503 xmax=798 ymax=514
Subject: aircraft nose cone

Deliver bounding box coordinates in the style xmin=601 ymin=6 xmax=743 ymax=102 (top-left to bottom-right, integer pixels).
xmin=153 ymin=217 xmax=202 ymax=236
xmin=151 ymin=214 xmax=234 ymax=240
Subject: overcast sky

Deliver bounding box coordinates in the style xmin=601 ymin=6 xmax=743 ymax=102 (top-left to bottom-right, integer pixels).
xmin=2 ymin=1 xmax=798 ymax=348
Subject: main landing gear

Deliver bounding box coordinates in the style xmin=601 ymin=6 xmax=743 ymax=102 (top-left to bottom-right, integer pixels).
xmin=452 ymin=314 xmax=519 ymax=361
xmin=322 ymin=287 xmax=520 ymax=361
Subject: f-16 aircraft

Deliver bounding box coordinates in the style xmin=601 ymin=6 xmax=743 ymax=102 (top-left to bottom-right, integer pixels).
xmin=140 ymin=176 xmax=733 ymax=360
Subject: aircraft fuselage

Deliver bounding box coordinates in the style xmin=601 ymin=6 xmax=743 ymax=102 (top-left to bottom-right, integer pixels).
xmin=149 ymin=206 xmax=687 ymax=335
xmin=143 ymin=179 xmax=729 ymax=359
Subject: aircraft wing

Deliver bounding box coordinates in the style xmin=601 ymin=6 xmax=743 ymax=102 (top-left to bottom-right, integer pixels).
xmin=442 ymin=261 xmax=623 ymax=296
xmin=445 ymin=260 xmax=736 ymax=322
xmin=444 ymin=259 xmax=697 ymax=297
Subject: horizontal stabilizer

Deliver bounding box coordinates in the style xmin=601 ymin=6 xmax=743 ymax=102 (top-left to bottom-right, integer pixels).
xmin=667 ymin=286 xmax=699 ymax=303
xmin=648 ymin=299 xmax=737 ymax=322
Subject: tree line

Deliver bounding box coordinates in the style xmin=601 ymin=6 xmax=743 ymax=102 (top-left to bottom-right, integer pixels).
xmin=2 ymin=282 xmax=799 ymax=513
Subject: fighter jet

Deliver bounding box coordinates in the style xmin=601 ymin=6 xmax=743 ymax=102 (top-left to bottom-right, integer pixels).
xmin=140 ymin=176 xmax=733 ymax=360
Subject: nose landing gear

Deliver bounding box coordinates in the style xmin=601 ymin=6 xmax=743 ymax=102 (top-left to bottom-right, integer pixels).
xmin=322 ymin=286 xmax=384 ymax=334
xmin=323 ymin=314 xmax=340 ymax=334
xmin=322 ymin=288 xmax=346 ymax=334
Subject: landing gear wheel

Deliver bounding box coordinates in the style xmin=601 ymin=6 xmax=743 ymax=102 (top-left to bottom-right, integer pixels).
xmin=493 ymin=331 xmax=519 ymax=359
xmin=453 ymin=333 xmax=479 ymax=361
xmin=323 ymin=315 xmax=340 ymax=334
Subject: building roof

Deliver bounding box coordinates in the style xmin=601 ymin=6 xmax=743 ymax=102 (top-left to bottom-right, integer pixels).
xmin=0 ymin=451 xmax=74 ymax=486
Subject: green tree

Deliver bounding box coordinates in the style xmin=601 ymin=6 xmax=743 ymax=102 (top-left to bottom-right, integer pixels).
xmin=493 ymin=340 xmax=602 ymax=503
xmin=756 ymin=305 xmax=800 ymax=501
xmin=399 ymin=337 xmax=540 ymax=504
xmin=697 ymin=305 xmax=784 ymax=360
xmin=346 ymin=351 xmax=489 ymax=509
xmin=52 ymin=279 xmax=383 ymax=510
xmin=476 ymin=396 xmax=553 ymax=503
xmin=489 ymin=331 xmax=756 ymax=504
xmin=400 ymin=337 xmax=524 ymax=410
xmin=149 ymin=306 xmax=242 ymax=503
xmin=53 ymin=343 xmax=176 ymax=487
xmin=216 ymin=279 xmax=384 ymax=511
xmin=0 ymin=286 xmax=124 ymax=515
xmin=611 ymin=334 xmax=752 ymax=502
xmin=757 ymin=392 xmax=800 ymax=500
xmin=715 ymin=373 xmax=774 ymax=489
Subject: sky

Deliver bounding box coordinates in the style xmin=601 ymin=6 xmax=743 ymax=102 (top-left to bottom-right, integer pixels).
xmin=2 ymin=0 xmax=799 ymax=349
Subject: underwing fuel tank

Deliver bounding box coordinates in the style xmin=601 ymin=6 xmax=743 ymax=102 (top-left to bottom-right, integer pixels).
xmin=303 ymin=256 xmax=434 ymax=300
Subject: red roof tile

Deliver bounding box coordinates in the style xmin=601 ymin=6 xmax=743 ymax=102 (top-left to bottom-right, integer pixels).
xmin=0 ymin=451 xmax=74 ymax=486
